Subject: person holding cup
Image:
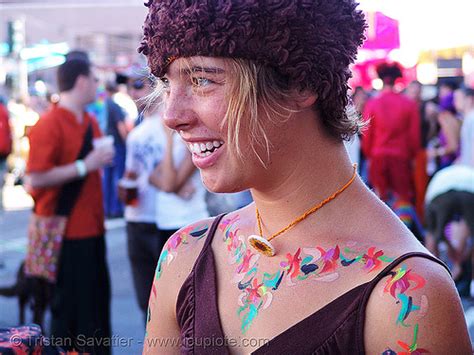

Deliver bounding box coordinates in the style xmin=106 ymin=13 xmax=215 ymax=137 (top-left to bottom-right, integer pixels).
xmin=26 ymin=58 xmax=113 ymax=354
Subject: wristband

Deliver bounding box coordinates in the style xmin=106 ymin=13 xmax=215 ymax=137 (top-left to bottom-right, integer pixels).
xmin=75 ymin=159 xmax=87 ymax=178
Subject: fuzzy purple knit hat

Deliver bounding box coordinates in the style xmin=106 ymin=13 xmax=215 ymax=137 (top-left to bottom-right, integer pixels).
xmin=139 ymin=0 xmax=365 ymax=89
xmin=139 ymin=0 xmax=366 ymax=139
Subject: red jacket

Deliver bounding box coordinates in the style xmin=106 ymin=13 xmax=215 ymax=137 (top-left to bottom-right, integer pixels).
xmin=362 ymin=90 xmax=421 ymax=160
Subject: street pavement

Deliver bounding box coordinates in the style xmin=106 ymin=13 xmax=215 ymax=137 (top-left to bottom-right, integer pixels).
xmin=1 ymin=184 xmax=474 ymax=354
xmin=0 ymin=185 xmax=144 ymax=354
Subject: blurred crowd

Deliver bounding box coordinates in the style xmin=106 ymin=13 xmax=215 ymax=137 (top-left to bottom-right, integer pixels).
xmin=349 ymin=62 xmax=474 ymax=298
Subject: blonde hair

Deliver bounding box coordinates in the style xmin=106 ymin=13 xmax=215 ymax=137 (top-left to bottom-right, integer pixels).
xmin=223 ymin=59 xmax=296 ymax=166
xmin=224 ymin=59 xmax=363 ymax=164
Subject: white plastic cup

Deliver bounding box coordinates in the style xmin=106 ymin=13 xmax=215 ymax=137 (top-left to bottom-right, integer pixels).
xmin=93 ymin=135 xmax=114 ymax=152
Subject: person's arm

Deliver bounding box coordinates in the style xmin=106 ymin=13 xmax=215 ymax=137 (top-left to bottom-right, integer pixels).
xmin=118 ymin=133 xmax=139 ymax=203
xmin=117 ymin=120 xmax=129 ymax=142
xmin=124 ymin=130 xmax=138 ymax=178
xmin=27 ymin=147 xmax=114 ymax=188
xmin=144 ymin=218 xmax=214 ymax=354
xmin=438 ymin=111 xmax=461 ymax=155
xmin=149 ymin=125 xmax=196 ymax=193
xmin=27 ymin=162 xmax=85 ymax=188
xmin=424 ymin=231 xmax=439 ymax=257
xmin=26 ymin=116 xmax=112 ymax=189
xmin=364 ymin=257 xmax=471 ymax=353
xmin=144 ymin=258 xmax=182 ymax=355
xmin=110 ymin=100 xmax=129 ymax=141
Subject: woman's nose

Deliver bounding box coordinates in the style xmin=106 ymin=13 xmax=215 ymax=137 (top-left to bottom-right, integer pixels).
xmin=162 ymin=87 xmax=195 ymax=131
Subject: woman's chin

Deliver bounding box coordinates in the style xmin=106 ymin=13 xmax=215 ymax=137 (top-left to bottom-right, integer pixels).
xmin=200 ymin=171 xmax=246 ymax=194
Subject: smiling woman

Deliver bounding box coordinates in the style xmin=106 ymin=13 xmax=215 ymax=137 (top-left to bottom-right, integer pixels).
xmin=138 ymin=1 xmax=471 ymax=354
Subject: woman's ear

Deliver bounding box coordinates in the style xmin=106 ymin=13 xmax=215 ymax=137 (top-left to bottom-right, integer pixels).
xmin=295 ymin=91 xmax=317 ymax=109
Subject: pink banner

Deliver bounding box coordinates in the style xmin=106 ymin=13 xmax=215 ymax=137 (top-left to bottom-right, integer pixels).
xmin=363 ymin=12 xmax=400 ymax=51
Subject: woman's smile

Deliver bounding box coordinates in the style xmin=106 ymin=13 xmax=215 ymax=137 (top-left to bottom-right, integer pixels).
xmin=185 ymin=138 xmax=226 ymax=169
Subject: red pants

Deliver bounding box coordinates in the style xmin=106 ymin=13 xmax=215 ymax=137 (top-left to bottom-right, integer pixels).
xmin=369 ymin=156 xmax=415 ymax=202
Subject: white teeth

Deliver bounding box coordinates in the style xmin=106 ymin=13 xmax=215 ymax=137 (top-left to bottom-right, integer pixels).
xmin=188 ymin=140 xmax=225 ymax=156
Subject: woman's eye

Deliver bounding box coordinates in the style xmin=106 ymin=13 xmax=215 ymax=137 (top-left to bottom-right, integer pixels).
xmin=191 ymin=77 xmax=212 ymax=87
xmin=159 ymin=77 xmax=170 ymax=88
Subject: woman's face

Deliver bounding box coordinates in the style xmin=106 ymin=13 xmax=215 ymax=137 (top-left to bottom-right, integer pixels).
xmin=160 ymin=56 xmax=260 ymax=193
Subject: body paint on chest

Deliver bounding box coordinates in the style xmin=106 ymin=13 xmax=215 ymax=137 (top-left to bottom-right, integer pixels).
xmin=219 ymin=215 xmax=395 ymax=334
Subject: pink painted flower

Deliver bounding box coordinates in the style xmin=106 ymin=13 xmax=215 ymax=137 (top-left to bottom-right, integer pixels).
xmin=237 ymin=249 xmax=254 ymax=274
xmin=362 ymin=247 xmax=385 ymax=272
xmin=317 ymin=246 xmax=340 ymax=273
xmin=384 ymin=266 xmax=426 ymax=298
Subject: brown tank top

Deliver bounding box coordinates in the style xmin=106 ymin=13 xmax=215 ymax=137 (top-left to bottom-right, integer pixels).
xmin=176 ymin=214 xmax=450 ymax=354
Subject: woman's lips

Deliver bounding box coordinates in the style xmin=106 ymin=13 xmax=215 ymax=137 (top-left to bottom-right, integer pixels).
xmin=187 ymin=141 xmax=225 ymax=169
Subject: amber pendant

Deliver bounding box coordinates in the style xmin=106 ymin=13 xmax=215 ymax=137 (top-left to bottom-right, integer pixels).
xmin=247 ymin=235 xmax=275 ymax=257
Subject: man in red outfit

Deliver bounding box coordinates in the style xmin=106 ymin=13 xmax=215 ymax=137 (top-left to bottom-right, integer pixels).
xmin=362 ymin=63 xmax=421 ymax=202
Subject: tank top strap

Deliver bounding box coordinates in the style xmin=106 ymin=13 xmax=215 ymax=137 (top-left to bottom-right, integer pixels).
xmin=369 ymin=252 xmax=451 ymax=286
xmin=176 ymin=212 xmax=229 ymax=354
xmin=196 ymin=213 xmax=227 ymax=260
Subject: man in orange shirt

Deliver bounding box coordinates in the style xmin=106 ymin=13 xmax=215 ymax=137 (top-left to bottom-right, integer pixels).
xmin=26 ymin=59 xmax=114 ymax=354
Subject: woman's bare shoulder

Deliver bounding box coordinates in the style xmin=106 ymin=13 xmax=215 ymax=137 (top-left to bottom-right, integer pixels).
xmin=155 ymin=207 xmax=253 ymax=291
xmin=145 ymin=217 xmax=219 ymax=352
xmin=364 ymin=252 xmax=470 ymax=353
xmin=155 ymin=217 xmax=217 ymax=284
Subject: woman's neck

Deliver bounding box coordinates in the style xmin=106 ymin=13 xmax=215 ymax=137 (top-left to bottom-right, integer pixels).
xmin=250 ymin=113 xmax=358 ymax=241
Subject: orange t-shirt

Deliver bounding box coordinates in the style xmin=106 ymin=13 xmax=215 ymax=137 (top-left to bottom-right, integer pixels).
xmin=27 ymin=105 xmax=105 ymax=239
